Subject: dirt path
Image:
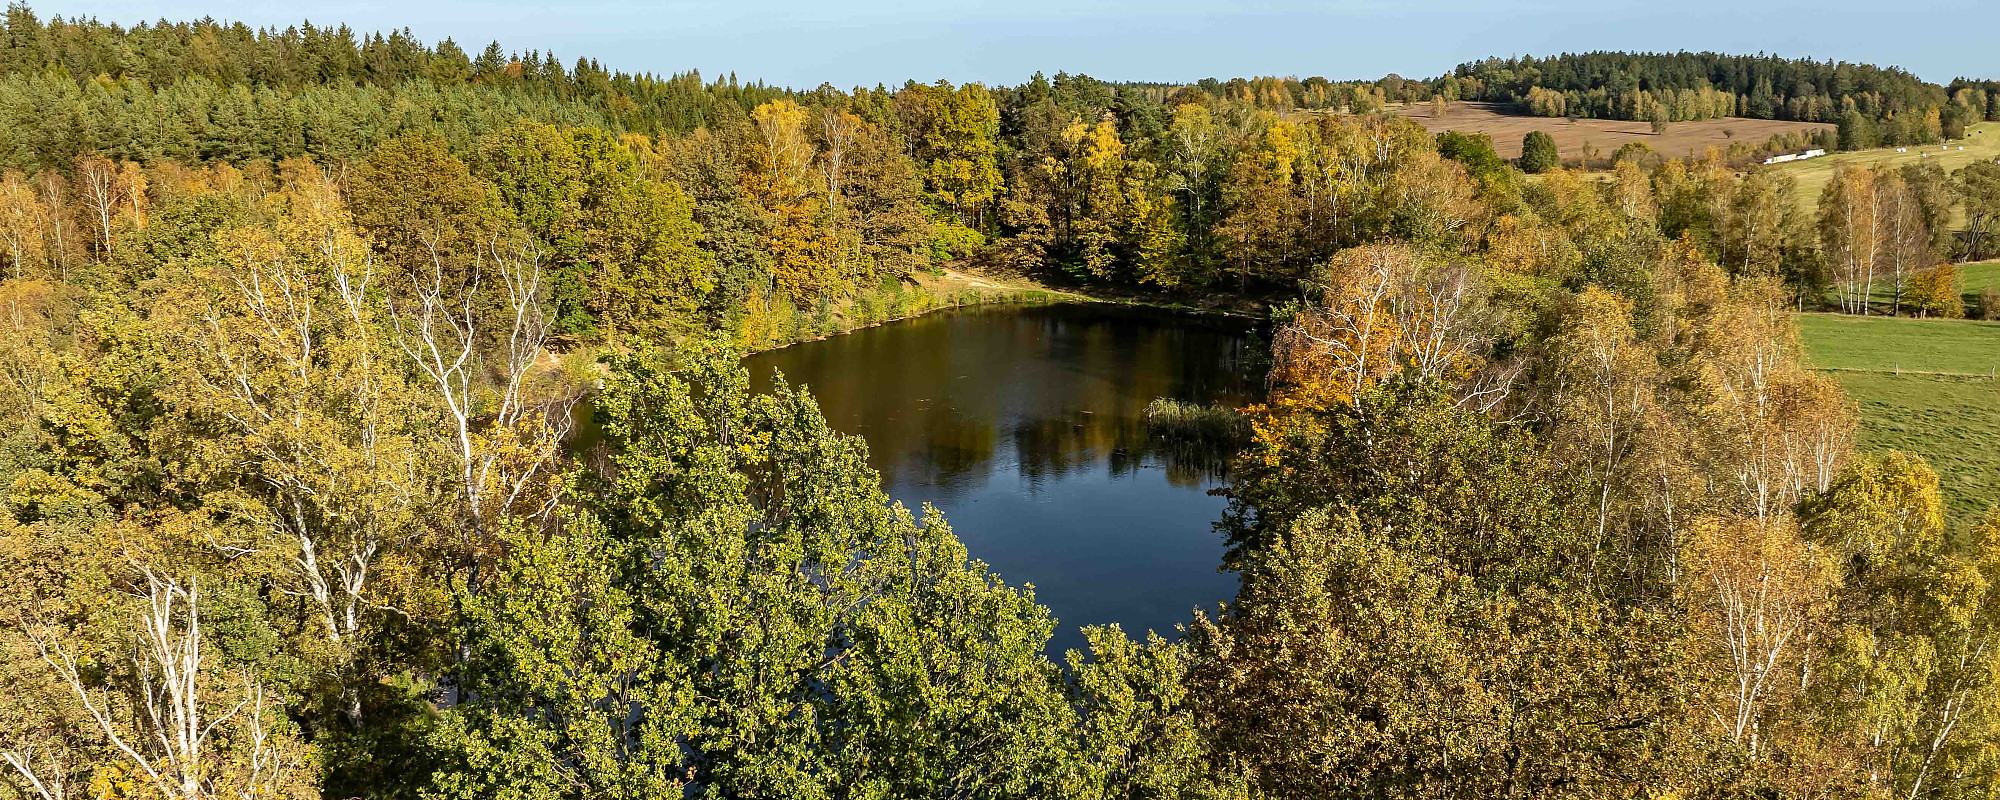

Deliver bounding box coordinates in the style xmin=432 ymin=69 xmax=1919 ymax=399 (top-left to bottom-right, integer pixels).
xmin=940 ymin=267 xmax=1002 ymax=290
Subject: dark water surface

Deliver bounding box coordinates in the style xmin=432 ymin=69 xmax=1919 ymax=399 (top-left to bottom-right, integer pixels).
xmin=745 ymin=302 xmax=1256 ymax=658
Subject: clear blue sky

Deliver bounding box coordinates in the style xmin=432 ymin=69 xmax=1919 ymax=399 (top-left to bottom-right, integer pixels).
xmin=61 ymin=0 xmax=1999 ymax=88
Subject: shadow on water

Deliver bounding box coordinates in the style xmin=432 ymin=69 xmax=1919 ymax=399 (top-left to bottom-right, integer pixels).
xmin=745 ymin=302 xmax=1258 ymax=659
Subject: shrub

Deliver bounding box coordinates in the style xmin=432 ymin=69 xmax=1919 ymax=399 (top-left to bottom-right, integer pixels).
xmin=1612 ymin=141 xmax=1656 ymax=165
xmin=1907 ymin=264 xmax=1964 ymax=318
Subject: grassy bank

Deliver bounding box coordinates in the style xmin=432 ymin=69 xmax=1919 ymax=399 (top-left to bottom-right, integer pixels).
xmin=732 ymin=266 xmax=1272 ymax=355
xmin=733 ymin=269 xmax=1085 ymax=353
xmin=1823 ymin=371 xmax=2000 ymax=521
xmin=1946 ymin=260 xmax=2000 ymax=318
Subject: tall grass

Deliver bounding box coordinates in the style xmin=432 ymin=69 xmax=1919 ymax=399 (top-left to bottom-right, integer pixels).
xmin=1144 ymin=398 xmax=1251 ymax=448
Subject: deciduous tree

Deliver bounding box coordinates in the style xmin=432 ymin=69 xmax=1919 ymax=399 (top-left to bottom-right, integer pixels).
xmin=1520 ymin=130 xmax=1558 ymax=174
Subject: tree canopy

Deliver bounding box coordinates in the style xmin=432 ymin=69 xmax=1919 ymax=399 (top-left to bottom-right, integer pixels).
xmin=6 ymin=7 xmax=2000 ymax=799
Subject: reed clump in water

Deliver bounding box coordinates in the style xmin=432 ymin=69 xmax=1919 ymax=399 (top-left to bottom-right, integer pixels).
xmin=1143 ymin=398 xmax=1251 ymax=449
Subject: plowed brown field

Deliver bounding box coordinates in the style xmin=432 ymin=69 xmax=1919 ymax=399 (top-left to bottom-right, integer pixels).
xmin=1388 ymin=101 xmax=1833 ymax=162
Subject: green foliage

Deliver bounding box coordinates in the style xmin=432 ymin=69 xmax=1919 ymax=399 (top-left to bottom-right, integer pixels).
xmin=0 ymin=11 xmax=784 ymax=169
xmin=1519 ymin=130 xmax=1559 ymax=173
xmin=1200 ymin=381 xmax=1695 ymax=797
xmin=916 ymin=81 xmax=1004 ymax=225
xmin=14 ymin=9 xmax=2000 ymax=799
xmin=1963 ymin=162 xmax=2000 ymax=260
xmin=1840 ymin=109 xmax=1880 ymax=151
xmin=1231 ymin=379 xmax=1582 ymax=573
xmin=350 ymin=130 xmax=506 ymax=292
xmin=1436 ymin=129 xmax=1508 ymax=180
xmin=475 ymin=122 xmax=713 ymax=339
xmin=427 ymin=342 xmax=1179 ymax=798
xmin=1611 ymin=141 xmax=1655 ymax=164
xmin=928 ymin=215 xmax=986 ymax=264
xmin=1450 ymin=51 xmax=1945 ymax=130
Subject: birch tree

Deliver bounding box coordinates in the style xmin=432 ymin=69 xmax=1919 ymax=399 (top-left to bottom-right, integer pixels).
xmin=1820 ymin=165 xmax=1880 ymax=314
xmin=1686 ymin=516 xmax=1834 ymax=755
xmin=9 ymin=567 xmax=304 ymax=800
xmin=818 ymin=105 xmax=858 ymax=204
xmin=1549 ymin=287 xmax=1660 ymax=552
xmin=74 ymin=154 xmax=120 ymax=259
xmin=392 ymin=228 xmax=571 ymax=567
xmin=33 ymin=170 xmax=73 ymax=280
xmin=172 ymin=166 xmax=436 ymax=725
xmin=1878 ymin=170 xmax=1944 ymax=318
xmin=0 ymin=171 xmax=46 ymax=280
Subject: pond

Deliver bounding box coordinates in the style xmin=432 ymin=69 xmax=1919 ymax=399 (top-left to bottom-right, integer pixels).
xmin=745 ymin=302 xmax=1258 ymax=658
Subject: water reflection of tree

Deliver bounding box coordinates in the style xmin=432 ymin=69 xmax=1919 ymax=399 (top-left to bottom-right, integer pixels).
xmin=892 ymin=401 xmax=998 ymax=491
xmin=1154 ymin=442 xmax=1237 ymax=487
xmin=1009 ymin=409 xmax=1144 ymax=484
xmin=746 ymin=302 xmax=1257 ymax=495
xmin=1008 ymin=409 xmax=1236 ymax=490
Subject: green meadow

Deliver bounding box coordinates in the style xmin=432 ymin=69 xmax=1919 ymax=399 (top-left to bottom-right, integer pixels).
xmin=1798 ymin=311 xmax=2000 ymax=519
xmin=1772 ymin=121 xmax=2000 ymax=224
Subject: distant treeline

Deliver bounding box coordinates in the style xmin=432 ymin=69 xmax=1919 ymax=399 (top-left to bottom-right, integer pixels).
xmin=0 ymin=3 xmax=1542 ymax=326
xmin=1437 ymin=52 xmax=1986 ymax=148
xmin=3 ymin=11 xmax=1991 ymax=185
xmin=2 ymin=3 xmax=1998 ymax=341
xmin=0 ymin=6 xmax=795 ymax=170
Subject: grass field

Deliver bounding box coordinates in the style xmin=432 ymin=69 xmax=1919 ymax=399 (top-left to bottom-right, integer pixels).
xmin=1966 ymin=261 xmax=2000 ymax=313
xmin=1797 ymin=312 xmax=2000 ymax=374
xmin=1393 ymin=101 xmax=1832 ymax=161
xmin=1970 ymin=260 xmax=2000 ymax=294
xmin=1768 ymin=121 xmax=2000 ymax=220
xmin=1823 ymin=371 xmax=2000 ymax=521
xmin=1797 ymin=311 xmax=2000 ymax=520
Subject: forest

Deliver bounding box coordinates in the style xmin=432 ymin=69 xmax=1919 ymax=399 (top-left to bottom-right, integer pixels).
xmin=5 ymin=6 xmax=2000 ymax=799
xmin=1460 ymin=53 xmax=1939 ymax=116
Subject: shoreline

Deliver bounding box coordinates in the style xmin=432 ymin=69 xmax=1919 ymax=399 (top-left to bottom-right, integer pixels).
xmin=743 ymin=269 xmax=1269 ymax=355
